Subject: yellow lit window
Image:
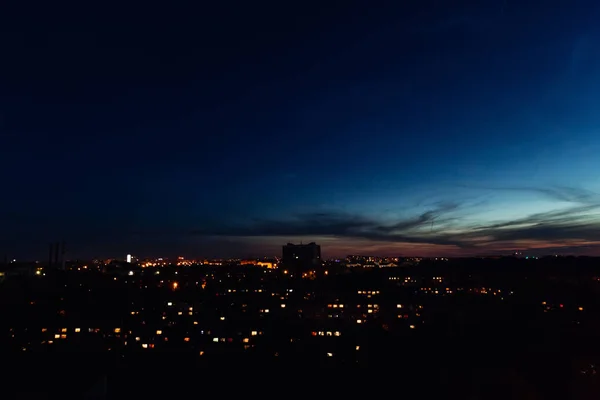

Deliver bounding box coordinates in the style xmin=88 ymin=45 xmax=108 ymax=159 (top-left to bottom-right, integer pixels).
xmin=156 ymin=330 xmax=162 ymax=335
xmin=281 ymin=304 xmax=286 ymax=308
xmin=74 ymin=328 xmax=80 ymax=333
xmin=142 ymin=344 xmax=148 ymax=349
xmin=114 ymin=328 xmax=121 ymax=333
xmin=251 ymin=331 xmax=257 ymax=336
xmin=61 ymin=328 xmax=67 ymax=333
xmin=54 ymin=334 xmax=60 ymax=339
xmin=327 ymin=352 xmax=333 ymax=357
xmin=356 ymin=346 xmax=360 ymax=350
xmin=213 ymin=338 xmax=219 ymax=342
xmin=357 ymin=319 xmax=362 ymax=324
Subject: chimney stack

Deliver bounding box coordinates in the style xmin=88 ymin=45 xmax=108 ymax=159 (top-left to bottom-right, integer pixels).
xmin=48 ymin=243 xmax=54 ymax=268
xmin=54 ymin=242 xmax=60 ymax=267
xmin=61 ymin=241 xmax=66 ymax=270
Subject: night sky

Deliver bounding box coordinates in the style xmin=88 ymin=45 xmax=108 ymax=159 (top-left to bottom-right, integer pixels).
xmin=2 ymin=1 xmax=600 ymax=259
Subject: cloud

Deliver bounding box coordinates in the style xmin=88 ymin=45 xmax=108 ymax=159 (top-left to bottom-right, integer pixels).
xmin=188 ymin=186 xmax=600 ymax=255
xmin=458 ymin=184 xmax=600 ymax=204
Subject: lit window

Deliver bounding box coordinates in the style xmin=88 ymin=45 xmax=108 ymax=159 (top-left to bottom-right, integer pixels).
xmin=41 ymin=328 xmax=47 ymax=332
xmin=54 ymin=334 xmax=60 ymax=339
xmin=327 ymin=352 xmax=333 ymax=357
xmin=167 ymin=302 xmax=172 ymax=306
xmin=114 ymin=328 xmax=121 ymax=333
xmin=135 ymin=337 xmax=140 ymax=341
xmin=356 ymin=320 xmax=362 ymax=324
xmin=194 ymin=321 xmax=198 ymax=325
xmin=220 ymin=317 xmax=225 ymax=320
xmin=397 ymin=304 xmax=403 ymax=308
xmin=334 ymin=331 xmax=341 ymax=336
xmin=243 ymin=338 xmax=249 ymax=343
xmin=184 ymin=337 xmax=190 ymax=342
xmin=61 ymin=328 xmax=67 ymax=333
xmin=60 ymin=334 xmax=67 ymax=339
xmin=199 ymin=351 xmax=204 ymax=356
xmin=178 ymin=311 xmax=182 ymax=315
xmin=281 ymin=304 xmax=286 ymax=308
xmin=156 ymin=330 xmax=162 ymax=335
xmin=142 ymin=344 xmax=148 ymax=349
xmin=579 ymin=307 xmax=584 ymax=311
xmin=213 ymin=338 xmax=219 ymax=342
xmin=356 ymin=346 xmax=360 ymax=350
xmin=264 ymin=309 xmax=269 ymax=313
xmin=409 ymin=325 xmax=415 ymax=329
xmin=74 ymin=328 xmax=80 ymax=333
xmin=251 ymin=331 xmax=258 ymax=336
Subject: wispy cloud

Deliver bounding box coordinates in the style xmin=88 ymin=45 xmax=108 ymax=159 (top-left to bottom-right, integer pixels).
xmin=189 ymin=186 xmax=600 ymax=255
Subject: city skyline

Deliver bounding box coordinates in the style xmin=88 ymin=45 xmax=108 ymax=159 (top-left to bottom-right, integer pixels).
xmin=3 ymin=2 xmax=600 ymax=259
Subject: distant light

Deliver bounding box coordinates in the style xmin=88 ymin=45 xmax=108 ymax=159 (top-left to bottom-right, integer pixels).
xmin=327 ymin=352 xmax=333 ymax=357
xmin=355 ymin=346 xmax=360 ymax=350
xmin=128 ymin=271 xmax=134 ymax=276
xmin=172 ymin=282 xmax=178 ymax=290
xmin=126 ymin=254 xmax=132 ymax=263
xmin=409 ymin=325 xmax=415 ymax=329
xmin=281 ymin=304 xmax=286 ymax=308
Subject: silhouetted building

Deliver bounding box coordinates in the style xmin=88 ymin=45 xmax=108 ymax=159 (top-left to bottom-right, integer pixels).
xmin=282 ymin=242 xmax=321 ymax=272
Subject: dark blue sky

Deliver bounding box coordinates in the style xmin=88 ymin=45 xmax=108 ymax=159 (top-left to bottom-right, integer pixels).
xmin=2 ymin=1 xmax=600 ymax=259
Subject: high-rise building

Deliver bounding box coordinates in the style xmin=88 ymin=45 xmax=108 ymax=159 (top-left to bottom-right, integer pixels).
xmin=282 ymin=242 xmax=321 ymax=272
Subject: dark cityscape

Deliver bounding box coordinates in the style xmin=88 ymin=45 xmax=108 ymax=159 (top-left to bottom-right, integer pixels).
xmin=3 ymin=0 xmax=600 ymax=398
